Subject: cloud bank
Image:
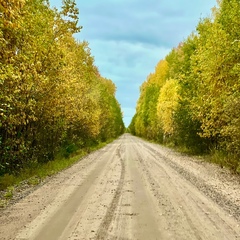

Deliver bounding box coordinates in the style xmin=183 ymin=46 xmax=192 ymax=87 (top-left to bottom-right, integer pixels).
xmin=51 ymin=0 xmax=217 ymax=126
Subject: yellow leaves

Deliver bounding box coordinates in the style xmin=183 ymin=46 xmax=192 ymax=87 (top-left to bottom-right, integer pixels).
xmin=0 ymin=0 xmax=124 ymax=173
xmin=133 ymin=59 xmax=170 ymax=138
xmin=0 ymin=0 xmax=25 ymax=30
xmin=157 ymin=79 xmax=180 ymax=134
xmin=192 ymin=1 xmax=240 ymax=144
xmin=130 ymin=0 xmax=240 ymax=164
xmin=100 ymin=77 xmax=116 ymax=95
xmin=143 ymin=60 xmax=168 ymax=87
xmin=154 ymin=60 xmax=169 ymax=86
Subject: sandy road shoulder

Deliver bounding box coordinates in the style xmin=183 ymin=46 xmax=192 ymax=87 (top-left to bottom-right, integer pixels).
xmin=129 ymin=135 xmax=240 ymax=239
xmin=0 ymin=134 xmax=239 ymax=240
xmin=137 ymin=137 xmax=240 ymax=221
xmin=0 ymin=139 xmax=122 ymax=240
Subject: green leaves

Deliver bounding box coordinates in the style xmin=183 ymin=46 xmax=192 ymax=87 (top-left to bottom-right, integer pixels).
xmin=0 ymin=0 xmax=124 ymax=174
xmin=157 ymin=79 xmax=180 ymax=135
xmin=132 ymin=60 xmax=168 ymax=140
xmin=130 ymin=0 xmax=240 ymax=164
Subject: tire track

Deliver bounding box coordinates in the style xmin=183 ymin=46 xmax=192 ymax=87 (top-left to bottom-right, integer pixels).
xmin=1 ymin=134 xmax=240 ymax=240
xmin=131 ymin=137 xmax=239 ymax=239
xmin=140 ymin=140 xmax=240 ymax=222
xmin=96 ymin=144 xmax=126 ymax=239
xmin=13 ymin=139 xmax=123 ymax=240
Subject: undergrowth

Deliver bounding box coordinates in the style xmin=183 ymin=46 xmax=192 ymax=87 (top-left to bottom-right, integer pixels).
xmin=0 ymin=139 xmax=113 ymax=192
xmin=141 ymin=136 xmax=240 ymax=174
xmin=207 ymin=150 xmax=240 ymax=173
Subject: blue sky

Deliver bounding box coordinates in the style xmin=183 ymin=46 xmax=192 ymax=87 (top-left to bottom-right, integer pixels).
xmin=50 ymin=0 xmax=217 ymax=127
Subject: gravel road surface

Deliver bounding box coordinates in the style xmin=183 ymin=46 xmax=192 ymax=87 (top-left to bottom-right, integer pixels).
xmin=0 ymin=134 xmax=240 ymax=239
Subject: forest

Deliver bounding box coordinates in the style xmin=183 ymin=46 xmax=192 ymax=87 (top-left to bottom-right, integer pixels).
xmin=0 ymin=0 xmax=125 ymax=176
xmin=129 ymin=0 xmax=240 ymax=172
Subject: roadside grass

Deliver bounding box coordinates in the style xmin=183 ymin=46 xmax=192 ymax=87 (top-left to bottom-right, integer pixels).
xmin=4 ymin=186 xmax=14 ymax=199
xmin=172 ymin=144 xmax=240 ymax=174
xmin=207 ymin=150 xmax=240 ymax=174
xmin=0 ymin=139 xmax=114 ymax=193
xmin=138 ymin=135 xmax=240 ymax=174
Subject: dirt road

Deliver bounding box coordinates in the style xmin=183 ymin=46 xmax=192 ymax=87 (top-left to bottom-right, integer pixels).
xmin=1 ymin=134 xmax=240 ymax=239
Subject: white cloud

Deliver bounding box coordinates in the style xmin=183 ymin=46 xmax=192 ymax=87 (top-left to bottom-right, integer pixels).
xmin=50 ymin=0 xmax=217 ymax=126
xmin=86 ymin=39 xmax=171 ymax=80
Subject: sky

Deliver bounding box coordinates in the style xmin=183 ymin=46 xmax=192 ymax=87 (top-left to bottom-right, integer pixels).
xmin=50 ymin=0 xmax=217 ymax=127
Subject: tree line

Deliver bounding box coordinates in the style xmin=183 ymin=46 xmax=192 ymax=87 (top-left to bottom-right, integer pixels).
xmin=0 ymin=0 xmax=124 ymax=175
xmin=129 ymin=0 xmax=240 ymax=172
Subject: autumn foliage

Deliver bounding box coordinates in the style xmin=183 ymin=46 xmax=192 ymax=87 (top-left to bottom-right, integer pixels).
xmin=0 ymin=0 xmax=124 ymax=175
xmin=129 ymin=0 xmax=240 ymax=171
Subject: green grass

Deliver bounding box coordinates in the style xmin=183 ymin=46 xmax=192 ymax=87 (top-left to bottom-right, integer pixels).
xmin=4 ymin=186 xmax=14 ymax=199
xmin=0 ymin=139 xmax=114 ymax=192
xmin=0 ymin=199 xmax=7 ymax=208
xmin=138 ymin=135 xmax=240 ymax=174
xmin=208 ymin=149 xmax=240 ymax=172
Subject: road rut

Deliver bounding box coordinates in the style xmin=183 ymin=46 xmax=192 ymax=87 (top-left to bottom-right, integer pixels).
xmin=0 ymin=134 xmax=239 ymax=239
